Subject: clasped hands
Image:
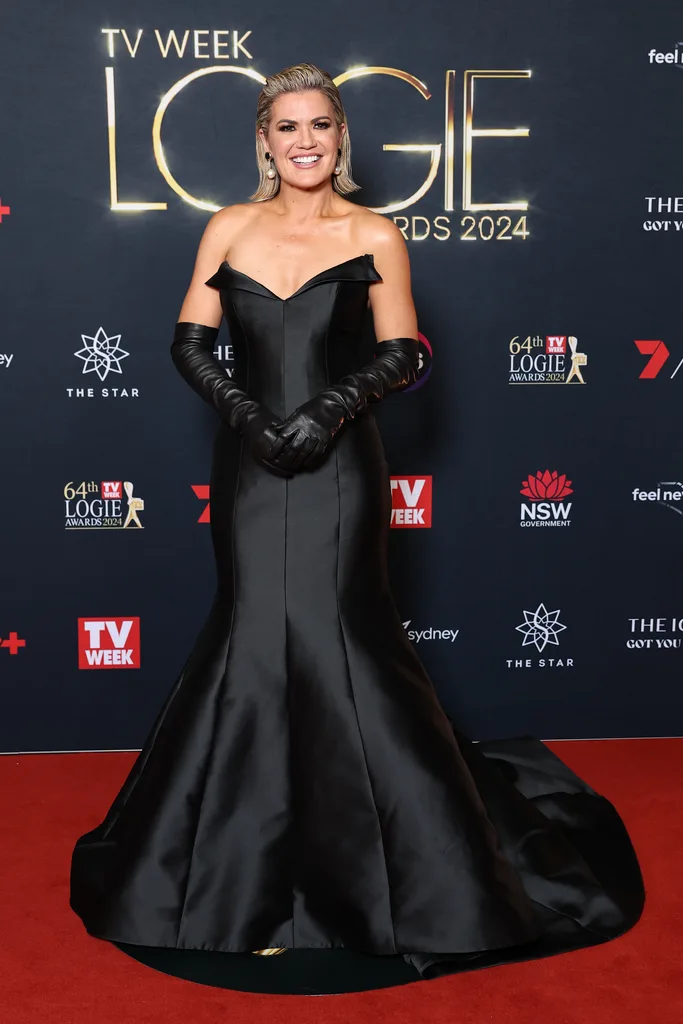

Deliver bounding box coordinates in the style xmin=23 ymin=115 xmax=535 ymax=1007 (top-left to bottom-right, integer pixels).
xmin=244 ymin=393 xmax=354 ymax=478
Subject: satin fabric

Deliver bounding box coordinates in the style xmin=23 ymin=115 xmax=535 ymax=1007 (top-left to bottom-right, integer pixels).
xmin=69 ymin=254 xmax=644 ymax=980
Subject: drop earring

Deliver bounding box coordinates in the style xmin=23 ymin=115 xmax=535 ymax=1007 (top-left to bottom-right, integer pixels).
xmin=333 ymin=147 xmax=342 ymax=175
xmin=265 ymin=151 xmax=277 ymax=179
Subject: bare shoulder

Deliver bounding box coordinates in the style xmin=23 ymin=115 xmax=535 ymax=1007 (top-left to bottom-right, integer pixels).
xmin=351 ymin=206 xmax=410 ymax=276
xmin=205 ymin=202 xmax=260 ymax=255
xmin=182 ymin=203 xmax=256 ymax=294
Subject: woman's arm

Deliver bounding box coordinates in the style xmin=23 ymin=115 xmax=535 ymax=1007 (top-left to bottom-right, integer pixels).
xmin=176 ymin=206 xmax=249 ymax=327
xmin=170 ymin=206 xmax=294 ymax=479
xmin=367 ymin=217 xmax=419 ymax=343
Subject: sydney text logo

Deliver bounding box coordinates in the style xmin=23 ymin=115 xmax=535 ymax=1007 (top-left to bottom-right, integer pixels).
xmin=403 ymin=620 xmax=459 ymax=643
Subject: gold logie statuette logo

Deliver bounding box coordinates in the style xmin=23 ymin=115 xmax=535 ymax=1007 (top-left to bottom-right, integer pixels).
xmin=101 ymin=47 xmax=531 ymax=238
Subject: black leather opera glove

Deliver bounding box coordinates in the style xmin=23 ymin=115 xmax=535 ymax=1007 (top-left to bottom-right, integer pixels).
xmin=170 ymin=321 xmax=293 ymax=478
xmin=267 ymin=337 xmax=420 ymax=473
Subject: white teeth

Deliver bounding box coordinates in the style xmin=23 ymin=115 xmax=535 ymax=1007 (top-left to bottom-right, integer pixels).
xmin=292 ymin=155 xmax=320 ymax=163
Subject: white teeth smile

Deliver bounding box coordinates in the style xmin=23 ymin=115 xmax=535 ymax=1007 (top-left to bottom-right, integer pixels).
xmin=292 ymin=155 xmax=321 ymax=164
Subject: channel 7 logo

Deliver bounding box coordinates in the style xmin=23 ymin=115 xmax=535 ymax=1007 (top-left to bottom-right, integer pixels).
xmin=634 ymin=340 xmax=683 ymax=380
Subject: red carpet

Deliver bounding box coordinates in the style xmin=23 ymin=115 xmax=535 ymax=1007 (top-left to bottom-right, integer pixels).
xmin=0 ymin=739 xmax=680 ymax=1023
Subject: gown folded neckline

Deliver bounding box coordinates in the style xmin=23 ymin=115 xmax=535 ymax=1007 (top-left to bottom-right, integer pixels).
xmin=216 ymin=252 xmax=378 ymax=302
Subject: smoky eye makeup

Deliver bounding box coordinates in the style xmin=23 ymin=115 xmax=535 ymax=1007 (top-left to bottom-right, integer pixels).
xmin=277 ymin=119 xmax=332 ymax=131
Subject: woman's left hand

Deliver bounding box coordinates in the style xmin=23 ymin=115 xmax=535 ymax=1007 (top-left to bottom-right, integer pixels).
xmin=267 ymin=397 xmax=345 ymax=472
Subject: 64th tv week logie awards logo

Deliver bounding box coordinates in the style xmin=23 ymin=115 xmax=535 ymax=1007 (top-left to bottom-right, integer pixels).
xmin=508 ymin=335 xmax=587 ymax=385
xmin=64 ymin=480 xmax=145 ymax=529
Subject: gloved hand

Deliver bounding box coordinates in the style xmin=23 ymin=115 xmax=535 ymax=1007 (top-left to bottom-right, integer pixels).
xmin=171 ymin=321 xmax=292 ymax=478
xmin=267 ymin=337 xmax=420 ymax=473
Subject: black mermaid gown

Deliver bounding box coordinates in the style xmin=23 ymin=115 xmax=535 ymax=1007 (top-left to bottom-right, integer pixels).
xmin=69 ymin=254 xmax=645 ymax=994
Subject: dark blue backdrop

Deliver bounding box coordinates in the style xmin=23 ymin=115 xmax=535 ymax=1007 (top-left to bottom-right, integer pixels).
xmin=1 ymin=0 xmax=682 ymax=751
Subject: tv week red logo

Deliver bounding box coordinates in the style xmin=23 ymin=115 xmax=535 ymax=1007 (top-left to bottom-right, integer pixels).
xmin=390 ymin=476 xmax=432 ymax=528
xmin=102 ymin=481 xmax=122 ymax=499
xmin=78 ymin=617 xmax=141 ymax=669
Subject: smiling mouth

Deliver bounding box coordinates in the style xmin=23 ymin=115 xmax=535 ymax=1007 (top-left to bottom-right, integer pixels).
xmin=291 ymin=155 xmax=322 ymax=165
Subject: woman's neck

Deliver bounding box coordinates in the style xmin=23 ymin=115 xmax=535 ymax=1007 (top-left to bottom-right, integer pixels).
xmin=269 ymin=180 xmax=340 ymax=223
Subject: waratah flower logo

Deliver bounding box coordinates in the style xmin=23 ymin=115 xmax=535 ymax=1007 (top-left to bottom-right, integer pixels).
xmin=520 ymin=470 xmax=573 ymax=500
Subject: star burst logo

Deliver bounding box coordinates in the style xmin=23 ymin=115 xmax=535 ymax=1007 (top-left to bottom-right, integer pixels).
xmin=75 ymin=328 xmax=129 ymax=381
xmin=515 ymin=603 xmax=567 ymax=652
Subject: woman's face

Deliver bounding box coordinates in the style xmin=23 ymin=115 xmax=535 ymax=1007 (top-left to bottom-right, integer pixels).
xmin=260 ymin=89 xmax=344 ymax=191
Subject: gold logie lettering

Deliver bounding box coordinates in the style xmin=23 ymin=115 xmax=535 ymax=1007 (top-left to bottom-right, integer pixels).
xmin=333 ymin=67 xmax=438 ymax=215
xmin=104 ymin=61 xmax=531 ymax=217
xmin=444 ymin=70 xmax=456 ymax=211
xmin=152 ymin=67 xmax=267 ymax=212
xmin=463 ymin=70 xmax=530 ymax=211
xmin=106 ymin=67 xmax=167 ymax=211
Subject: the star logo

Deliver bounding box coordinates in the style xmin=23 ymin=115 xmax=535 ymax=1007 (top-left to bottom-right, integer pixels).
xmin=75 ymin=328 xmax=129 ymax=381
xmin=515 ymin=603 xmax=566 ymax=652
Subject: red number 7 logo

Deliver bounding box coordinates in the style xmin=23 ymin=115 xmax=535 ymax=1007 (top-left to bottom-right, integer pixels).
xmin=634 ymin=340 xmax=670 ymax=379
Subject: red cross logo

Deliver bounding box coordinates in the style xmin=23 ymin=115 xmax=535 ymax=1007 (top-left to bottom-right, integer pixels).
xmin=1 ymin=632 xmax=26 ymax=654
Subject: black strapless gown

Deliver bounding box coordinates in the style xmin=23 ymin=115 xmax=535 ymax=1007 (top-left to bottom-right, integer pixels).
xmin=69 ymin=254 xmax=645 ymax=994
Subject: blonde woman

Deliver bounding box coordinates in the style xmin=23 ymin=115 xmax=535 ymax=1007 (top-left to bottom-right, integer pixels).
xmin=70 ymin=63 xmax=644 ymax=995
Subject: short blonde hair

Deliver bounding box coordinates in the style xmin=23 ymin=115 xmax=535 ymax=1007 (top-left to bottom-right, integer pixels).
xmin=250 ymin=63 xmax=361 ymax=202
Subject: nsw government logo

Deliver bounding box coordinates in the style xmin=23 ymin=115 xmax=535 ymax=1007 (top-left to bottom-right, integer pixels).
xmin=508 ymin=335 xmax=587 ymax=385
xmin=67 ymin=327 xmax=139 ymax=399
xmin=520 ymin=470 xmax=573 ymax=527
xmin=64 ymin=480 xmax=145 ymax=529
xmin=390 ymin=476 xmax=432 ymax=528
xmin=507 ymin=603 xmax=573 ymax=668
xmin=78 ymin=617 xmax=141 ymax=669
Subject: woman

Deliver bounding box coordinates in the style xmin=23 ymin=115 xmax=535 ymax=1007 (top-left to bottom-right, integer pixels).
xmin=70 ymin=63 xmax=645 ymax=995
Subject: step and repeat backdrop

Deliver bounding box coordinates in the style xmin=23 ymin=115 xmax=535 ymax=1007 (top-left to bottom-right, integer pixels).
xmin=1 ymin=0 xmax=682 ymax=751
